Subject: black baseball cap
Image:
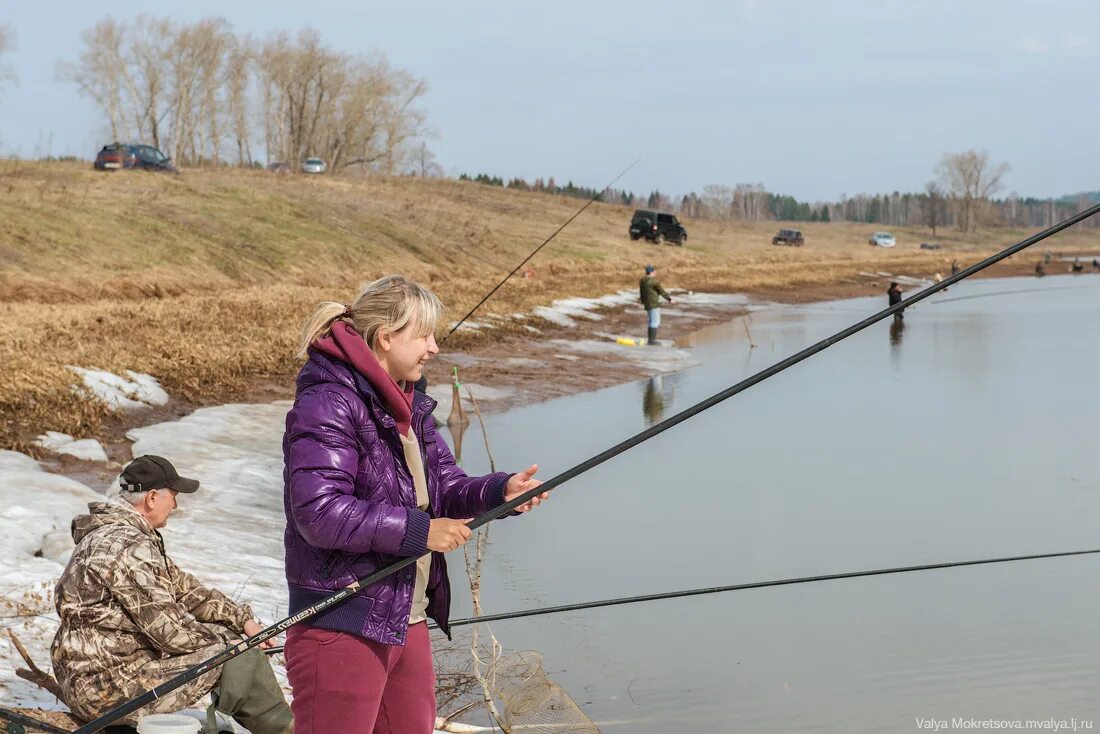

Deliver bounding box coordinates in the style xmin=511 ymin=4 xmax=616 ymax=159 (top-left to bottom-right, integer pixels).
xmin=120 ymin=455 xmax=200 ymax=494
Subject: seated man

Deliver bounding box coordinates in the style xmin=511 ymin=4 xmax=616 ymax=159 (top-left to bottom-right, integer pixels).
xmin=51 ymin=455 xmax=292 ymax=733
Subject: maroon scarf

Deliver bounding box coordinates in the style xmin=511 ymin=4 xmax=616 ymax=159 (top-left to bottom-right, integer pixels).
xmin=312 ymin=321 xmax=414 ymax=435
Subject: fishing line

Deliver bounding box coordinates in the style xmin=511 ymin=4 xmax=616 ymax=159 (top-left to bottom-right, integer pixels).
xmin=74 ymin=203 xmax=1100 ymax=733
xmin=443 ymin=159 xmax=640 ymax=340
xmin=253 ymin=545 xmax=1100 ymax=656
xmin=927 ymin=283 xmax=1100 ymax=305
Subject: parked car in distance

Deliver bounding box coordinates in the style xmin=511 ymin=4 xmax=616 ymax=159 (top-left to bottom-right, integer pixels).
xmin=919 ymin=242 xmax=942 ymax=250
xmin=267 ymin=161 xmax=292 ymax=174
xmin=869 ymin=231 xmax=896 ymax=248
xmin=629 ymin=209 xmax=687 ymax=246
xmin=94 ymin=143 xmax=177 ymax=173
xmin=772 ymin=228 xmax=804 ymax=246
xmin=302 ymin=157 xmax=327 ymax=174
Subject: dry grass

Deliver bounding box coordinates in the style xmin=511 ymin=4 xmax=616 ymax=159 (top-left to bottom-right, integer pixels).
xmin=2 ymin=160 xmax=1097 ymax=450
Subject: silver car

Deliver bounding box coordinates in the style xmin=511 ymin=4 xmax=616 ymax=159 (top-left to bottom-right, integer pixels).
xmin=869 ymin=231 xmax=896 ymax=248
xmin=302 ymin=157 xmax=327 ymax=174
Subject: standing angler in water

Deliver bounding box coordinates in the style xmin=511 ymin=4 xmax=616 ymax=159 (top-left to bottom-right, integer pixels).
xmin=639 ymin=264 xmax=674 ymax=345
xmin=887 ymin=281 xmax=904 ymax=320
xmin=283 ymin=275 xmax=549 ymax=734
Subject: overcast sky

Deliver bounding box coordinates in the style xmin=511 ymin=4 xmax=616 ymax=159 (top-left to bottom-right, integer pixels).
xmin=1 ymin=0 xmax=1095 ymax=201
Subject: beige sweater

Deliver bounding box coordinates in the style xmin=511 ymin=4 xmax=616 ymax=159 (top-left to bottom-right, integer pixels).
xmin=398 ymin=429 xmax=432 ymax=624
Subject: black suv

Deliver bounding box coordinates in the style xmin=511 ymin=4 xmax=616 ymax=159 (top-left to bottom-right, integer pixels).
xmin=94 ymin=143 xmax=177 ymax=173
xmin=629 ymin=209 xmax=687 ymax=246
xmin=772 ymin=228 xmax=804 ymax=246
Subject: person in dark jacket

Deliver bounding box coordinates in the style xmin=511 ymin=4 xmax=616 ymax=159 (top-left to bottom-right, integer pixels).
xmin=887 ymin=282 xmax=904 ymax=320
xmin=639 ymin=264 xmax=673 ymax=345
xmin=282 ymin=275 xmax=548 ymax=734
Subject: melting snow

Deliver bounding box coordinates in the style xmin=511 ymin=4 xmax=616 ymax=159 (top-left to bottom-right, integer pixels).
xmin=0 ymin=409 xmax=462 ymax=731
xmin=0 ymin=451 xmax=105 ymax=708
xmin=34 ymin=432 xmax=110 ymax=463
xmin=68 ymin=367 xmax=170 ymax=411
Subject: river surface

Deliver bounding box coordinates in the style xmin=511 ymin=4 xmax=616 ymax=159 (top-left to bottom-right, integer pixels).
xmin=439 ymin=274 xmax=1100 ymax=732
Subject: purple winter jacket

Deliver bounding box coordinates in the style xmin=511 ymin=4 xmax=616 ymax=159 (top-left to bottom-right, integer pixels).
xmin=283 ymin=349 xmax=511 ymax=645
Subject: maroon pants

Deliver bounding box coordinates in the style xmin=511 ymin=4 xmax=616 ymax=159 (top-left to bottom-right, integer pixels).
xmin=285 ymin=622 xmax=436 ymax=734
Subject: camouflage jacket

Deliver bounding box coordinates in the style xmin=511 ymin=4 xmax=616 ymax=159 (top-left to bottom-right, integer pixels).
xmin=51 ymin=502 xmax=253 ymax=720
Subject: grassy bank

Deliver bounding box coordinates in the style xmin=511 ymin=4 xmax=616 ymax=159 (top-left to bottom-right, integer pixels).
xmin=2 ymin=160 xmax=1097 ymax=451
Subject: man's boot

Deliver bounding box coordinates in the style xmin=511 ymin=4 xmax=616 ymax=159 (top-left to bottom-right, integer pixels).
xmin=647 ymin=327 xmax=658 ymax=346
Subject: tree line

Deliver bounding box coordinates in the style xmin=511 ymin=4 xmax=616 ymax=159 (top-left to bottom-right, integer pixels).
xmin=61 ymin=17 xmax=430 ymax=172
xmin=463 ymin=150 xmax=1097 ymax=233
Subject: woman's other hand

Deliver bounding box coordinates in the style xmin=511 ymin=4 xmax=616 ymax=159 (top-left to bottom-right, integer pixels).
xmin=427 ymin=518 xmax=473 ymax=552
xmin=505 ymin=464 xmax=549 ymax=513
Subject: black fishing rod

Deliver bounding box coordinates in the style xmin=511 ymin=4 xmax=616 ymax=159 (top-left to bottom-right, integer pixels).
xmin=443 ymin=159 xmax=640 ymax=340
xmin=0 ymin=707 xmax=70 ymax=734
xmin=74 ymin=202 xmax=1100 ymax=733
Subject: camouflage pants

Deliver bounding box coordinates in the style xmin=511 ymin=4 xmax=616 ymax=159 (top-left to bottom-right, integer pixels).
xmin=65 ymin=641 xmax=225 ymax=725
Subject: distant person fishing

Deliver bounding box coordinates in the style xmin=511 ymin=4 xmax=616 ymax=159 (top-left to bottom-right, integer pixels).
xmin=887 ymin=282 xmax=904 ymax=320
xmin=639 ymin=264 xmax=673 ymax=345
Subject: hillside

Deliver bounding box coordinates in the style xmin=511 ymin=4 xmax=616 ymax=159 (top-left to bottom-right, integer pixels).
xmin=2 ymin=160 xmax=1098 ymax=450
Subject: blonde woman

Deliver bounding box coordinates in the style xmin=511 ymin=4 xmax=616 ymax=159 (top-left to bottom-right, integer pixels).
xmin=282 ymin=275 xmax=547 ymax=733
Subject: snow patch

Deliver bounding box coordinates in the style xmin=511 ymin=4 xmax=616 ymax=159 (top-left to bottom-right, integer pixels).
xmin=531 ymin=290 xmax=639 ymax=327
xmin=68 ymin=367 xmax=170 ymax=411
xmin=0 ymin=452 xmax=105 ymax=708
xmin=34 ymin=431 xmax=110 ymax=463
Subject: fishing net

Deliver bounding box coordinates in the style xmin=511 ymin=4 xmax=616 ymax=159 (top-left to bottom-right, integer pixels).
xmin=486 ymin=650 xmax=600 ymax=733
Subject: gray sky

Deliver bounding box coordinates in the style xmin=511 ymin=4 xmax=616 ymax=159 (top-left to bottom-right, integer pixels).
xmin=1 ymin=0 xmax=1096 ymax=201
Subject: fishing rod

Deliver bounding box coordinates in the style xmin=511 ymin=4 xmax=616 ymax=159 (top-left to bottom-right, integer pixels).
xmin=0 ymin=707 xmax=70 ymax=734
xmin=74 ymin=202 xmax=1100 ymax=733
xmin=443 ymin=159 xmax=640 ymax=340
xmin=255 ymin=545 xmax=1100 ymax=656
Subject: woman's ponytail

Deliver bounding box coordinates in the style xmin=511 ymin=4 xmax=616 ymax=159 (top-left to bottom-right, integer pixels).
xmin=296 ymin=301 xmax=348 ymax=359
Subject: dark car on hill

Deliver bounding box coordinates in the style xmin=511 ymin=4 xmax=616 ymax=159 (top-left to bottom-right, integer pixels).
xmin=629 ymin=209 xmax=687 ymax=246
xmin=94 ymin=143 xmax=177 ymax=173
xmin=772 ymin=228 xmax=804 ymax=246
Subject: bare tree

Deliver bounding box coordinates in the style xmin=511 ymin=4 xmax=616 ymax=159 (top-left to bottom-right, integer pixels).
xmin=258 ymin=31 xmax=430 ymax=173
xmin=410 ymin=141 xmax=443 ymax=177
xmin=224 ymin=36 xmax=254 ymax=166
xmin=936 ymin=150 xmax=1009 ymax=233
xmin=67 ymin=17 xmax=434 ymax=172
xmin=733 ymin=183 xmax=768 ymax=222
xmin=0 ymin=25 xmax=16 ymax=94
xmin=62 ymin=19 xmax=128 ymax=142
xmin=379 ymin=69 xmax=429 ymax=175
xmin=923 ymin=181 xmax=947 ymax=237
xmin=700 ymin=184 xmax=734 ymax=219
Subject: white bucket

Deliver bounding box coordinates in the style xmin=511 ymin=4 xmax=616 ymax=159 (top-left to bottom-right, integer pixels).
xmin=136 ymin=713 xmax=201 ymax=734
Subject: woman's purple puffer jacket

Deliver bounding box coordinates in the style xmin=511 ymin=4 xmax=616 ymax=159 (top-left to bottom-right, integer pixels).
xmin=283 ymin=349 xmax=510 ymax=645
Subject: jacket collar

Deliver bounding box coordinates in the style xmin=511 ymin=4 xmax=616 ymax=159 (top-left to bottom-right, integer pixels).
xmin=301 ymin=349 xmax=437 ymax=432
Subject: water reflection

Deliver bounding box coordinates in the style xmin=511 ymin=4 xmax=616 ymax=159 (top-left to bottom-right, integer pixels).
xmin=451 ymin=275 xmax=1100 ymax=734
xmin=889 ymin=317 xmax=905 ymax=346
xmin=642 ymin=375 xmax=666 ymax=425
xmin=449 ymin=415 xmax=466 ymax=463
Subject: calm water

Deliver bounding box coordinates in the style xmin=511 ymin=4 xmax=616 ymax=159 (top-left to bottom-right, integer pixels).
xmin=439 ymin=275 xmax=1100 ymax=733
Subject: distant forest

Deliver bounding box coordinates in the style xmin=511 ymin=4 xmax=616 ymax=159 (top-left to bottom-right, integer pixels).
xmin=459 ymin=169 xmax=1100 ymax=232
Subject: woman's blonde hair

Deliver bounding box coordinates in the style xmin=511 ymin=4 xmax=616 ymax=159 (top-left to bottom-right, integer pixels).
xmin=297 ymin=275 xmax=444 ymax=358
